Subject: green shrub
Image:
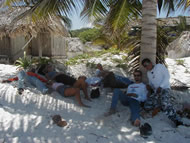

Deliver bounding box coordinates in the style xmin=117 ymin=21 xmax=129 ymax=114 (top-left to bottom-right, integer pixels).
xmin=176 ymin=59 xmax=185 ymax=66
xmin=15 ymin=52 xmax=33 ymax=69
xmin=86 ymin=62 xmax=97 ymax=68
xmin=78 ymin=28 xmax=101 ymax=43
xmin=70 ymin=28 xmax=91 ymax=37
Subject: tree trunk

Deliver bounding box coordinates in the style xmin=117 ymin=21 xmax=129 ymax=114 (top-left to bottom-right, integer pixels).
xmin=140 ymin=0 xmax=157 ymax=83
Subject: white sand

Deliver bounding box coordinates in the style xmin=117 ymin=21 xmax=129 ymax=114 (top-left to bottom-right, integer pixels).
xmin=0 ymin=58 xmax=190 ymax=143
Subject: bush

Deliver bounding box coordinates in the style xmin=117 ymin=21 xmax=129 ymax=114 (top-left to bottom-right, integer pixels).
xmin=176 ymin=59 xmax=185 ymax=66
xmin=15 ymin=52 xmax=33 ymax=69
xmin=78 ymin=28 xmax=101 ymax=43
xmin=70 ymin=28 xmax=90 ymax=37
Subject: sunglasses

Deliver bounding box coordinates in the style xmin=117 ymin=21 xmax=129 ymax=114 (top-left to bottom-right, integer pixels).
xmin=134 ymin=74 xmax=141 ymax=77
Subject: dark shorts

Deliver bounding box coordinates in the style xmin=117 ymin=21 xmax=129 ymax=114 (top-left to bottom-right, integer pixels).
xmin=54 ymin=74 xmax=76 ymax=86
xmin=57 ymin=86 xmax=66 ymax=97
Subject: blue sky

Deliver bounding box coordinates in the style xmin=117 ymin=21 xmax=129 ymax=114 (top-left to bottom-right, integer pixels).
xmin=69 ymin=4 xmax=190 ymax=30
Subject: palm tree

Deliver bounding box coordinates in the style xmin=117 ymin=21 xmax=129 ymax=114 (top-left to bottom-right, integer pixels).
xmin=5 ymin=0 xmax=176 ymax=81
xmin=177 ymin=0 xmax=190 ymax=10
xmin=140 ymin=0 xmax=157 ymax=81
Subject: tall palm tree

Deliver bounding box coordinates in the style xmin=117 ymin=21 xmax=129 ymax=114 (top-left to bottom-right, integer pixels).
xmin=5 ymin=0 xmax=176 ymax=81
xmin=140 ymin=0 xmax=157 ymax=82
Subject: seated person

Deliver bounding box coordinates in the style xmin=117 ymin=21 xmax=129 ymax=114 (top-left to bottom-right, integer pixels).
xmin=96 ymin=64 xmax=133 ymax=88
xmin=44 ymin=65 xmax=90 ymax=101
xmin=104 ymin=70 xmax=147 ymax=127
xmin=47 ymin=81 xmax=90 ymax=107
xmin=142 ymin=58 xmax=183 ymax=127
xmin=2 ymin=69 xmax=49 ymax=95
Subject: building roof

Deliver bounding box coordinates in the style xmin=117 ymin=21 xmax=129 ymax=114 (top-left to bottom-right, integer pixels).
xmin=157 ymin=16 xmax=190 ymax=26
xmin=0 ymin=7 xmax=69 ymax=38
xmin=129 ymin=16 xmax=190 ymax=28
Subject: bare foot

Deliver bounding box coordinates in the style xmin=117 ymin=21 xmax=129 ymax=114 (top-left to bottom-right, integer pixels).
xmin=133 ymin=119 xmax=141 ymax=127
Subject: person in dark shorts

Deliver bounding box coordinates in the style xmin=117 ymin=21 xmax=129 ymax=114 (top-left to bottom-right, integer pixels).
xmin=47 ymin=81 xmax=90 ymax=107
xmin=44 ymin=65 xmax=90 ymax=101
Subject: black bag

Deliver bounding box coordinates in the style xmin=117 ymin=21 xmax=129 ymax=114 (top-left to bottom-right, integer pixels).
xmin=90 ymin=88 xmax=100 ymax=98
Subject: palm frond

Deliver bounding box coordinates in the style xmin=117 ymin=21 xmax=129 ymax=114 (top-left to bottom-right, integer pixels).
xmin=177 ymin=0 xmax=190 ymax=10
xmin=106 ymin=0 xmax=141 ymax=32
xmin=80 ymin=0 xmax=109 ymax=20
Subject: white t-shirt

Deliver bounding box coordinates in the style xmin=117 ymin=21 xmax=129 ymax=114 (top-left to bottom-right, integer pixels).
xmin=127 ymin=82 xmax=147 ymax=102
xmin=52 ymin=82 xmax=64 ymax=90
xmin=147 ymin=64 xmax=170 ymax=91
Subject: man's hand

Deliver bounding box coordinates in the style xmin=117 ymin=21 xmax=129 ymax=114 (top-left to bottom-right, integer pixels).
xmin=127 ymin=93 xmax=137 ymax=98
xmin=156 ymin=87 xmax=162 ymax=94
xmin=146 ymin=84 xmax=154 ymax=94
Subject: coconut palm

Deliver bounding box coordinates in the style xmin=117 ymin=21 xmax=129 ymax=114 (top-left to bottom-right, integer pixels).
xmin=176 ymin=0 xmax=190 ymax=10
xmin=5 ymin=0 xmax=176 ymax=77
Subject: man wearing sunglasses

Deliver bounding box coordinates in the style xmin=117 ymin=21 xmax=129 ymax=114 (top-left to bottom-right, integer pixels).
xmin=104 ymin=70 xmax=147 ymax=127
xmin=142 ymin=58 xmax=183 ymax=127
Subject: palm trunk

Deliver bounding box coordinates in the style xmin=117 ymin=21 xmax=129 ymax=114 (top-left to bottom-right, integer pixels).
xmin=140 ymin=0 xmax=157 ymax=82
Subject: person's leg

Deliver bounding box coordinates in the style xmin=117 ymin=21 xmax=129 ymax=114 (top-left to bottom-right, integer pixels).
xmin=160 ymin=89 xmax=182 ymax=126
xmin=29 ymin=76 xmax=49 ymax=94
xmin=115 ymin=75 xmax=133 ymax=85
xmin=17 ymin=70 xmax=26 ymax=94
xmin=104 ymin=88 xmax=125 ymax=116
xmin=64 ymin=87 xmax=90 ymax=107
xmin=110 ymin=88 xmax=127 ymax=109
xmin=56 ymin=86 xmax=65 ymax=97
xmin=127 ymin=98 xmax=141 ymax=126
xmin=73 ymin=78 xmax=90 ymax=100
xmin=18 ymin=70 xmax=26 ymax=89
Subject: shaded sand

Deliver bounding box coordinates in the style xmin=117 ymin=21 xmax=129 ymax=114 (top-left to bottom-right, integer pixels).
xmin=0 ymin=59 xmax=190 ymax=143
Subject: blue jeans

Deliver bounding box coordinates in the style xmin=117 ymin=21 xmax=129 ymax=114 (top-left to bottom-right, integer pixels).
xmin=115 ymin=75 xmax=133 ymax=85
xmin=111 ymin=88 xmax=140 ymax=121
xmin=18 ymin=70 xmax=48 ymax=94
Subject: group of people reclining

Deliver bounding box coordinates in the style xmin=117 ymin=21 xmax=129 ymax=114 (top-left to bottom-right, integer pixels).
xmin=2 ymin=58 xmax=185 ymax=127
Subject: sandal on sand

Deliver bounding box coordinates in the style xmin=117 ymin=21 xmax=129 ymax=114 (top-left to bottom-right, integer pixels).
xmin=17 ymin=88 xmax=24 ymax=95
xmin=140 ymin=122 xmax=152 ymax=138
xmin=52 ymin=115 xmax=67 ymax=127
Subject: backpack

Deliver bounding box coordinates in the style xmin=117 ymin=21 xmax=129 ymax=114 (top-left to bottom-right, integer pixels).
xmin=90 ymin=88 xmax=100 ymax=98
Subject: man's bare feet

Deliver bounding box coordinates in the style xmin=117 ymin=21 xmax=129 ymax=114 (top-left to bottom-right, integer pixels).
xmin=133 ymin=119 xmax=141 ymax=127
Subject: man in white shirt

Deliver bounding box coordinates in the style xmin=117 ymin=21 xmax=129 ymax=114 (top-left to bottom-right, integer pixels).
xmin=105 ymin=70 xmax=147 ymax=126
xmin=142 ymin=58 xmax=183 ymax=127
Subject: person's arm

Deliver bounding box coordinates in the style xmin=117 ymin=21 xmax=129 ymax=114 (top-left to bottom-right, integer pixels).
xmin=159 ymin=64 xmax=170 ymax=88
xmin=126 ymin=93 xmax=138 ymax=97
xmin=45 ymin=71 xmax=58 ymax=81
xmin=156 ymin=64 xmax=170 ymax=93
xmin=139 ymin=85 xmax=148 ymax=102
